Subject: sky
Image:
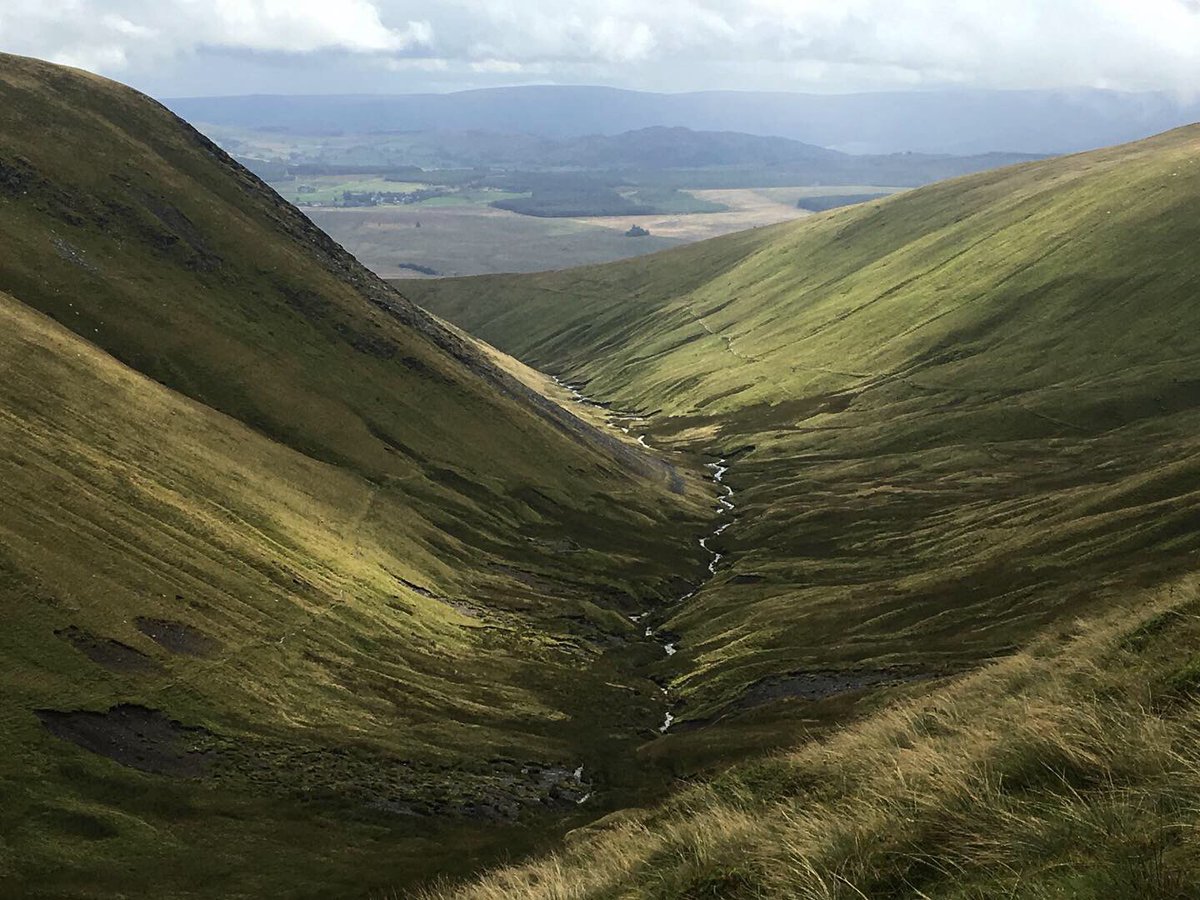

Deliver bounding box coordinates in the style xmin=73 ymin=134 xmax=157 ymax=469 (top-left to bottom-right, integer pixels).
xmin=3 ymin=0 xmax=1200 ymax=98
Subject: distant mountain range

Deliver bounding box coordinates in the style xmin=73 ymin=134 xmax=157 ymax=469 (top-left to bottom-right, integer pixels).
xmin=477 ymin=126 xmax=1036 ymax=184
xmin=225 ymin=125 xmax=1038 ymax=190
xmin=167 ymin=85 xmax=1200 ymax=155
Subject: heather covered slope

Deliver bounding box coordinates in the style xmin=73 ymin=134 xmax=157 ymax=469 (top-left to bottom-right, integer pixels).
xmin=0 ymin=54 xmax=709 ymax=896
xmin=411 ymin=125 xmax=1200 ymax=725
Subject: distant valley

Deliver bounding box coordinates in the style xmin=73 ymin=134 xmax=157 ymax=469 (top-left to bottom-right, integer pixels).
xmin=187 ymin=122 xmax=1032 ymax=277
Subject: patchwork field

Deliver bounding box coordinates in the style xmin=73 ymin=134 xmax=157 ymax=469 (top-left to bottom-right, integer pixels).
xmin=307 ymin=187 xmax=901 ymax=279
xmin=559 ymin=186 xmax=903 ymax=241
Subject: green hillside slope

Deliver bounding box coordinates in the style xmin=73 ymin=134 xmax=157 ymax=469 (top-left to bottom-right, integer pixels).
xmin=11 ymin=46 xmax=1200 ymax=899
xmin=0 ymin=54 xmax=710 ymax=897
xmin=411 ymin=125 xmax=1200 ymax=728
xmin=408 ymin=125 xmax=1200 ymax=899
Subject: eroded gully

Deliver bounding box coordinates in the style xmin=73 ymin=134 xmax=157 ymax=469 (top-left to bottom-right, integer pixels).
xmin=551 ymin=376 xmax=735 ymax=734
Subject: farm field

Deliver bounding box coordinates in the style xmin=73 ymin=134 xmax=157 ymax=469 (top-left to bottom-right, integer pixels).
xmin=559 ymin=185 xmax=903 ymax=241
xmin=309 ymin=186 xmax=904 ymax=278
xmin=269 ymin=174 xmax=530 ymax=208
xmin=307 ymin=204 xmax=682 ymax=279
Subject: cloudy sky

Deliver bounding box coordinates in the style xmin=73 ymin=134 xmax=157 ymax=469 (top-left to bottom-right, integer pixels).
xmin=3 ymin=0 xmax=1200 ymax=98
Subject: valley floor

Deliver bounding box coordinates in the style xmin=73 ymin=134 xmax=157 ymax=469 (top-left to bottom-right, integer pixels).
xmin=308 ymin=187 xmax=858 ymax=280
xmin=428 ymin=574 xmax=1200 ymax=899
xmin=405 ymin=123 xmax=1200 ymax=896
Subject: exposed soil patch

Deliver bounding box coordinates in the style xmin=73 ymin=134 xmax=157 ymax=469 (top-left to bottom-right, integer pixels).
xmin=135 ymin=617 xmax=222 ymax=657
xmin=217 ymin=739 xmax=590 ymax=822
xmin=397 ymin=577 xmax=437 ymax=598
xmin=393 ymin=577 xmax=480 ymax=618
xmin=36 ymin=704 xmax=212 ymax=777
xmin=56 ymin=626 xmax=164 ymax=675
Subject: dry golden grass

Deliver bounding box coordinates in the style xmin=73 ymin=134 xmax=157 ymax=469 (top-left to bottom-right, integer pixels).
xmin=424 ymin=576 xmax=1200 ymax=899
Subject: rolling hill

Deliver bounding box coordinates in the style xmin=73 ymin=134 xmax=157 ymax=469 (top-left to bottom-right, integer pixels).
xmin=0 ymin=53 xmax=710 ymax=897
xmin=167 ymin=85 xmax=1200 ymax=155
xmin=412 ymin=125 xmax=1200 ymax=718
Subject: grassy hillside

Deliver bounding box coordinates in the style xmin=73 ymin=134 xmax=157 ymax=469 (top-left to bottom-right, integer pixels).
xmin=0 ymin=54 xmax=713 ymax=897
xmin=407 ymin=124 xmax=1200 ymax=899
xmin=11 ymin=47 xmax=1200 ymax=898
xmin=429 ymin=576 xmax=1200 ymax=898
xmin=410 ymin=124 xmax=1200 ymax=728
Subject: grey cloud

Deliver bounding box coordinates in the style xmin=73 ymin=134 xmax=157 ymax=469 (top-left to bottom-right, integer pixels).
xmin=3 ymin=0 xmax=1200 ymax=97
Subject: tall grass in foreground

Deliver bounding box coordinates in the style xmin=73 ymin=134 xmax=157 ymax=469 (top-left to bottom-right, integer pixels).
xmin=421 ymin=576 xmax=1200 ymax=899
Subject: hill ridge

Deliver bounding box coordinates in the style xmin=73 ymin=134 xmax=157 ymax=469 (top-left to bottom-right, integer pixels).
xmin=0 ymin=51 xmax=708 ymax=896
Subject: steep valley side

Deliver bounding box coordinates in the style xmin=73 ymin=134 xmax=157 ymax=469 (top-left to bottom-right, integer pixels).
xmin=9 ymin=49 xmax=1200 ymax=900
xmin=410 ymin=123 xmax=1200 ymax=744
xmin=405 ymin=124 xmax=1200 ymax=898
xmin=0 ymin=53 xmax=716 ymax=897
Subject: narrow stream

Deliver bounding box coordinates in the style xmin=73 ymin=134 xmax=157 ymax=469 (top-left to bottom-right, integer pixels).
xmin=552 ymin=376 xmax=653 ymax=445
xmin=551 ymin=374 xmax=735 ymax=735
